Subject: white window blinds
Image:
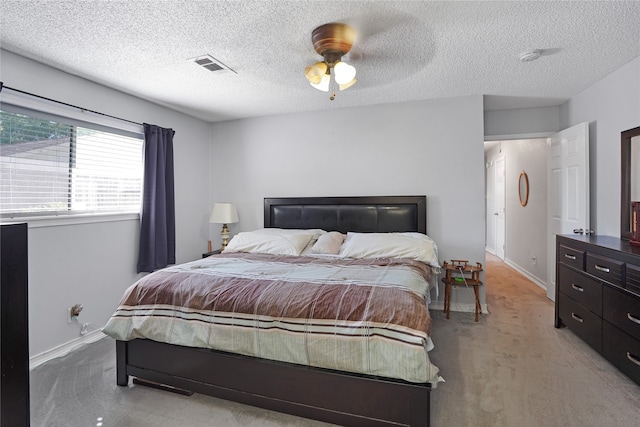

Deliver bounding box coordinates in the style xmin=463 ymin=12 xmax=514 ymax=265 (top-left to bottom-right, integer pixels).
xmin=0 ymin=109 xmax=143 ymax=217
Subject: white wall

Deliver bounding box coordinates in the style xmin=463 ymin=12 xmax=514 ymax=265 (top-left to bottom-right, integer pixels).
xmin=560 ymin=56 xmax=640 ymax=237
xmin=485 ymin=139 xmax=548 ymax=285
xmin=209 ymin=95 xmax=487 ymax=309
xmin=1 ymin=50 xmax=211 ymax=357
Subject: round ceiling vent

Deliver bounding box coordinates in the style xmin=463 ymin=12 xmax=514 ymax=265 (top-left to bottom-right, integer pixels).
xmin=519 ymin=49 xmax=542 ymax=62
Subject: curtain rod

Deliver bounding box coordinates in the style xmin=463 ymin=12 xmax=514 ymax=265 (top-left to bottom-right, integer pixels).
xmin=0 ymin=81 xmax=143 ymax=126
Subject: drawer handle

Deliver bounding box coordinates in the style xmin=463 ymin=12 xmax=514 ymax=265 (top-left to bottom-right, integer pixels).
xmin=594 ymin=265 xmax=610 ymax=273
xmin=627 ymin=352 xmax=640 ymax=367
xmin=627 ymin=313 xmax=640 ymax=325
xmin=564 ymin=254 xmax=577 ymax=260
xmin=571 ymin=284 xmax=584 ymax=292
xmin=571 ymin=313 xmax=584 ymax=323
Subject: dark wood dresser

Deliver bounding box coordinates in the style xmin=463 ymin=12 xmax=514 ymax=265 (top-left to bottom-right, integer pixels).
xmin=1 ymin=223 xmax=30 ymax=426
xmin=555 ymin=234 xmax=640 ymax=385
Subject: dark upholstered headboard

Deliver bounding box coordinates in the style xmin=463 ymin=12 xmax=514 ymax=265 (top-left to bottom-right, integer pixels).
xmin=264 ymin=196 xmax=426 ymax=234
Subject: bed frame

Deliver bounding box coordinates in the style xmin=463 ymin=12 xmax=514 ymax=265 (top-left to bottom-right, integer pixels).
xmin=116 ymin=196 xmax=432 ymax=427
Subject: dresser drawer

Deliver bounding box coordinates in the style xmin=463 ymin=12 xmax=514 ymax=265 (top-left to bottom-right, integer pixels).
xmin=558 ymin=292 xmax=602 ymax=353
xmin=625 ymin=263 xmax=640 ymax=296
xmin=586 ymin=253 xmax=624 ymax=286
xmin=602 ymin=321 xmax=640 ymax=385
xmin=603 ymin=285 xmax=640 ymax=341
xmin=558 ymin=244 xmax=585 ymax=270
xmin=558 ymin=265 xmax=602 ymax=316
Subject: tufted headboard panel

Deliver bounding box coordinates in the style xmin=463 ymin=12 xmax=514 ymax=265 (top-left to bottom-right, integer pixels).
xmin=264 ymin=196 xmax=426 ymax=234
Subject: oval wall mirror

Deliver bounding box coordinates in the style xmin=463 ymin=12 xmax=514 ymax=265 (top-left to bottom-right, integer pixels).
xmin=519 ymin=171 xmax=529 ymax=207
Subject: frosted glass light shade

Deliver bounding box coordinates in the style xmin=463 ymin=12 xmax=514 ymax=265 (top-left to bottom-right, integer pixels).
xmin=209 ymin=203 xmax=239 ymax=224
xmin=310 ymin=73 xmax=330 ymax=91
xmin=339 ymin=78 xmax=357 ymax=91
xmin=304 ymin=62 xmax=328 ymax=85
xmin=333 ymin=61 xmax=356 ymax=85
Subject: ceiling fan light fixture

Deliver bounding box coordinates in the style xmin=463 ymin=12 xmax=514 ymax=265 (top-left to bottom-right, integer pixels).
xmin=305 ymin=22 xmax=358 ymax=99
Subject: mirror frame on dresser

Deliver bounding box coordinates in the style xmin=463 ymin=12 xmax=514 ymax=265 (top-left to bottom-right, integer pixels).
xmin=620 ymin=125 xmax=640 ymax=240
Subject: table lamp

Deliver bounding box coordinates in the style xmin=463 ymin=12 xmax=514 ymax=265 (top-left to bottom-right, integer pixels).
xmin=209 ymin=203 xmax=239 ymax=251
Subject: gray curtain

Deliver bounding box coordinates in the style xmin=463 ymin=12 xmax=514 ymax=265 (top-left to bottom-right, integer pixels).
xmin=137 ymin=123 xmax=175 ymax=273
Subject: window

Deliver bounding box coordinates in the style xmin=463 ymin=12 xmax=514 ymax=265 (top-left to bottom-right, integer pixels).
xmin=0 ymin=109 xmax=143 ymax=218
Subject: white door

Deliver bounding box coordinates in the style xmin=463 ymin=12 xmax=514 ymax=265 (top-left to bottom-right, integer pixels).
xmin=495 ymin=157 xmax=506 ymax=260
xmin=546 ymin=122 xmax=590 ymax=301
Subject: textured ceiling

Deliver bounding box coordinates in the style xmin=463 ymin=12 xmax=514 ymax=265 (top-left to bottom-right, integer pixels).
xmin=1 ymin=1 xmax=639 ymax=123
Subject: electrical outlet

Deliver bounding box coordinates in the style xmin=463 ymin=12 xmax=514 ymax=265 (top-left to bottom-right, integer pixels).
xmin=67 ymin=304 xmax=83 ymax=323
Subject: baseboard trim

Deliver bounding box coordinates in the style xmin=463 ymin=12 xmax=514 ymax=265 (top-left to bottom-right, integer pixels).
xmin=29 ymin=330 xmax=107 ymax=370
xmin=503 ymin=258 xmax=547 ymax=291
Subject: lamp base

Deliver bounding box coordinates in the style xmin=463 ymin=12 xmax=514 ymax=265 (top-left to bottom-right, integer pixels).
xmin=220 ymin=224 xmax=230 ymax=251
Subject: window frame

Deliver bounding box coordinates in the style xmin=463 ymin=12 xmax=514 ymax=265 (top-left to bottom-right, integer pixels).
xmin=0 ymin=90 xmax=144 ymax=225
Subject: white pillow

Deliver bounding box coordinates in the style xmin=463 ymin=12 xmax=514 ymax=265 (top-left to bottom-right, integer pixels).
xmin=339 ymin=232 xmax=440 ymax=267
xmin=311 ymin=231 xmax=345 ymax=255
xmin=223 ymin=230 xmax=315 ymax=256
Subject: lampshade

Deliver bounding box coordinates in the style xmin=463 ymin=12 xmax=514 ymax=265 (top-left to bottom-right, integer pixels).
xmin=209 ymin=203 xmax=238 ymax=224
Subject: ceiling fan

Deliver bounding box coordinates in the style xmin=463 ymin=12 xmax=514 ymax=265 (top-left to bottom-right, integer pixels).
xmin=304 ymin=23 xmax=357 ymax=100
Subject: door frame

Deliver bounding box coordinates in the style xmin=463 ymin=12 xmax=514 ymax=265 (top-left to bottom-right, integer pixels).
xmin=495 ymin=156 xmax=506 ymax=260
xmin=485 ymin=158 xmax=496 ymax=254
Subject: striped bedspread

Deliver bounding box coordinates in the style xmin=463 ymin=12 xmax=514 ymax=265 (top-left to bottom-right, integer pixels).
xmin=102 ymin=252 xmax=441 ymax=384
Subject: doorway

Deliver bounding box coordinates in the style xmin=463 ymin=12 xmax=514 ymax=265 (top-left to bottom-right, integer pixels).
xmin=484 ymin=138 xmax=549 ymax=290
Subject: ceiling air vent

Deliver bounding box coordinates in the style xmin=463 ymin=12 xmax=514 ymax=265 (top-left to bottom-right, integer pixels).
xmin=190 ymin=54 xmax=237 ymax=74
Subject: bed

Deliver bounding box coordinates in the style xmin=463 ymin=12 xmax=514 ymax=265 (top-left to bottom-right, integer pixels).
xmin=105 ymin=196 xmax=440 ymax=427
